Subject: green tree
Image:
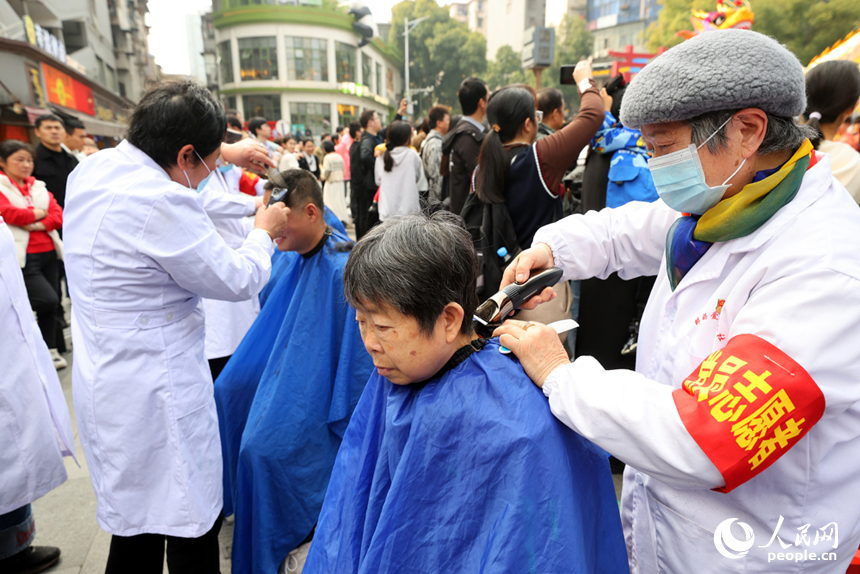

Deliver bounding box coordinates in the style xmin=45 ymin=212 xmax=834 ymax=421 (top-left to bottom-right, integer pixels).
xmin=542 ymin=15 xmax=595 ymax=114
xmin=389 ymin=0 xmax=487 ymax=116
xmin=485 ymin=45 xmax=528 ymax=91
xmin=645 ymin=0 xmax=860 ymax=65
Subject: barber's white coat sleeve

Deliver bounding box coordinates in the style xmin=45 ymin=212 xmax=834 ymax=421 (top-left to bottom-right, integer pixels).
xmin=198 ymin=185 xmax=257 ymax=220
xmin=542 ymin=360 xmax=724 ymax=489
xmin=532 ymin=199 xmax=678 ymax=281
xmin=140 ymin=192 xmax=273 ymax=301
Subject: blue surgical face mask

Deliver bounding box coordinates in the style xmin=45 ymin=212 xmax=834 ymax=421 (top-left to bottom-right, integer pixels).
xmin=184 ymin=149 xmax=212 ymax=190
xmin=648 ymin=116 xmax=747 ymax=215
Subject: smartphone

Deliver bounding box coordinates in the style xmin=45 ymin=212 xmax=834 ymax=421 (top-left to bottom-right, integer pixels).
xmin=559 ymin=65 xmax=576 ymax=85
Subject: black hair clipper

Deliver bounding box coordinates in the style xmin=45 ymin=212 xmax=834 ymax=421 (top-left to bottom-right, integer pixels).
xmin=266 ymin=168 xmax=291 ymax=206
xmin=473 ymin=267 xmax=563 ymax=338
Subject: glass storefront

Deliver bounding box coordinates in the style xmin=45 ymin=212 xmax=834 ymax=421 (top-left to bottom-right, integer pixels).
xmin=285 ymin=37 xmax=328 ymax=81
xmin=239 ymin=36 xmax=278 ymax=81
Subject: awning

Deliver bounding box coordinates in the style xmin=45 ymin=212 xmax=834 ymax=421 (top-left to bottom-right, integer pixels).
xmin=51 ymin=106 xmax=127 ymax=138
xmin=23 ymin=105 xmax=51 ymax=125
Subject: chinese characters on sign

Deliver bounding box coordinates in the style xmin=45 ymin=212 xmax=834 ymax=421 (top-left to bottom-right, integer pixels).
xmin=24 ymin=16 xmax=67 ymax=63
xmin=41 ymin=64 xmax=96 ymax=116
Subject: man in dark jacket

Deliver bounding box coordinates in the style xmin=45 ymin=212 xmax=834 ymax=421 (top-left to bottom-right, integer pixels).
xmin=441 ymin=78 xmax=488 ymax=215
xmin=351 ymin=100 xmax=407 ymax=239
xmin=32 ymin=114 xmax=78 ymax=209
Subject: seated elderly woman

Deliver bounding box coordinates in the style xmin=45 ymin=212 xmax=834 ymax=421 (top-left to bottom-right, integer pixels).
xmin=301 ymin=212 xmax=628 ymax=574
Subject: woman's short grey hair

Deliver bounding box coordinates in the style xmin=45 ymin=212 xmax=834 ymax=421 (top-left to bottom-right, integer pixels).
xmin=344 ymin=211 xmax=479 ymax=336
xmin=688 ymin=109 xmax=817 ymax=156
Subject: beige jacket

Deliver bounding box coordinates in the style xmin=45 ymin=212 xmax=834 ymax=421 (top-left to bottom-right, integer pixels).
xmin=0 ymin=174 xmax=63 ymax=267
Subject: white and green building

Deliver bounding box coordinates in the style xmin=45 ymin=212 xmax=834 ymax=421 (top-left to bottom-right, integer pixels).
xmin=211 ymin=0 xmax=403 ymax=140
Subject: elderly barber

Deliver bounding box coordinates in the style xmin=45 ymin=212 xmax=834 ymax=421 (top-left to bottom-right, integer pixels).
xmin=495 ymin=30 xmax=860 ymax=573
xmin=63 ymin=83 xmax=289 ymax=573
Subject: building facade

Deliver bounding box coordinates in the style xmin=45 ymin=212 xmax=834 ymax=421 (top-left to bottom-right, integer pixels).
xmin=0 ymin=0 xmax=153 ymax=142
xmin=449 ymin=0 xmax=487 ymax=37
xmin=586 ymin=0 xmax=660 ymax=58
xmin=485 ymin=0 xmax=546 ymax=61
xmin=211 ymin=0 xmax=403 ymax=140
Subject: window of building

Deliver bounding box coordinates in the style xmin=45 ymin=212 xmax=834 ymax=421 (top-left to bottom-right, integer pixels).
xmin=337 ymin=104 xmax=357 ymax=127
xmin=243 ymin=94 xmax=281 ymax=121
xmin=223 ymin=96 xmax=237 ymax=112
xmin=219 ymin=40 xmax=234 ymax=83
xmin=335 ymin=41 xmax=355 ymax=83
xmin=289 ymin=102 xmax=331 ymax=140
xmin=361 ymin=53 xmax=373 ymax=92
xmin=118 ymin=82 xmax=126 ymax=98
xmin=285 ymin=37 xmax=328 ymax=81
xmin=238 ymin=36 xmax=278 ymax=81
xmin=375 ymin=62 xmax=382 ymax=96
xmin=477 ymin=17 xmax=484 ymax=27
xmin=96 ymin=55 xmax=106 ymax=86
xmin=106 ymin=64 xmax=117 ymax=92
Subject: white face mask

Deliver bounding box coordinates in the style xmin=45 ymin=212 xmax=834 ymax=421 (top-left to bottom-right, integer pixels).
xmin=648 ymin=115 xmax=747 ymax=215
xmin=183 ymin=149 xmax=211 ymax=189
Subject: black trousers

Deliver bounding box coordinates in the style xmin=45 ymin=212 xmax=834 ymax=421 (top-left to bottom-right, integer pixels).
xmin=104 ymin=514 xmax=223 ymax=574
xmin=22 ymin=251 xmax=59 ymax=349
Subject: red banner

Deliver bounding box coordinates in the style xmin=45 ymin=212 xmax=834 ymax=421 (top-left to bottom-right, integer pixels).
xmin=672 ymin=334 xmax=825 ymax=492
xmin=41 ymin=63 xmax=95 ymax=116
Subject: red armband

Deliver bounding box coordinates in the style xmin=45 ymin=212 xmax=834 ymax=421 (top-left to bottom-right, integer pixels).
xmin=239 ymin=171 xmax=260 ymax=197
xmin=672 ymin=334 xmax=824 ymax=493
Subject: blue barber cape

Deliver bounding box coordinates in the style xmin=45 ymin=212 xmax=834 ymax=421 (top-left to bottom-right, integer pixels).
xmin=303 ymin=339 xmax=629 ymax=574
xmin=214 ymin=227 xmax=373 ymax=574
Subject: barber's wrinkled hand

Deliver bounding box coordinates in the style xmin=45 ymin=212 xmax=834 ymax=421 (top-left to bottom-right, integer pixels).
xmin=499 ymin=243 xmax=557 ymax=310
xmin=493 ymin=319 xmax=569 ymax=388
xmin=221 ymin=138 xmax=276 ymax=173
xmin=254 ymin=202 xmax=290 ymax=240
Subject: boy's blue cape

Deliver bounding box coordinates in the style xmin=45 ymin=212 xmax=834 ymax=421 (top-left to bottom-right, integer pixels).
xmin=214 ymin=227 xmax=372 ymax=574
xmin=304 ymin=339 xmax=630 ymax=574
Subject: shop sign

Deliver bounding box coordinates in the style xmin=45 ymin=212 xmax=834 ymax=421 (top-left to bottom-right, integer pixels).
xmin=26 ymin=63 xmax=47 ymax=108
xmin=24 ymin=16 xmax=67 ymax=63
xmin=41 ymin=63 xmax=96 ymax=116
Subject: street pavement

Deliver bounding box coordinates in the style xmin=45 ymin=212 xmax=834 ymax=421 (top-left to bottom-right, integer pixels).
xmin=33 ymin=334 xmax=233 ymax=573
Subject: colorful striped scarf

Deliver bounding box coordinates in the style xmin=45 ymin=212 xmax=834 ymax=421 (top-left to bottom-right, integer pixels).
xmin=666 ymin=139 xmax=814 ymax=290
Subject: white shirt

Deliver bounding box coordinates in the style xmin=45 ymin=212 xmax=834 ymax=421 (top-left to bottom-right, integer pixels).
xmin=64 ymin=140 xmax=274 ymax=537
xmin=0 ymin=218 xmax=75 ymax=515
xmin=533 ymin=155 xmax=860 ymax=573
xmin=198 ymin=167 xmax=261 ymax=360
xmin=374 ymin=147 xmax=428 ymax=221
xmin=818 ymin=139 xmax=860 ymax=203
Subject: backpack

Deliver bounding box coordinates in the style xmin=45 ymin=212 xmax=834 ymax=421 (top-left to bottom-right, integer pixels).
xmin=460 ymin=191 xmax=520 ymax=300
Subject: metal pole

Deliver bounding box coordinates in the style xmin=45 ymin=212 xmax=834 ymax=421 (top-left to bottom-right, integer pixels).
xmin=404 ymin=17 xmax=412 ymax=117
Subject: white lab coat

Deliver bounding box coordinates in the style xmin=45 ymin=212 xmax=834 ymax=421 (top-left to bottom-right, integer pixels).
xmin=533 ymin=154 xmax=860 ymax=573
xmin=197 ymin=167 xmax=260 ymax=360
xmin=63 ymin=141 xmax=274 ymax=537
xmin=0 ymin=218 xmax=75 ymax=515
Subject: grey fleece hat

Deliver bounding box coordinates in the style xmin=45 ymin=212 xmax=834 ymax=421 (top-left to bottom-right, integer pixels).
xmin=620 ymin=30 xmax=806 ymax=130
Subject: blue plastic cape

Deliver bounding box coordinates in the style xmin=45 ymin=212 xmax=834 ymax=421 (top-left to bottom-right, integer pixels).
xmin=324 ymin=206 xmax=347 ymax=235
xmin=214 ymin=227 xmax=374 ymax=574
xmin=303 ymin=339 xmax=630 ymax=574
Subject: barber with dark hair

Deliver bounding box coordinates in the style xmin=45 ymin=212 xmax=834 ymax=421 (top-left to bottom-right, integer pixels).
xmin=351 ymin=99 xmax=407 ymax=239
xmin=63 ymin=82 xmax=289 ymax=573
xmin=441 ymin=77 xmax=489 ymax=215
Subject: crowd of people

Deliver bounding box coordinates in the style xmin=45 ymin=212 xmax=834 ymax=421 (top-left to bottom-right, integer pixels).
xmin=4 ymin=28 xmax=860 ymax=574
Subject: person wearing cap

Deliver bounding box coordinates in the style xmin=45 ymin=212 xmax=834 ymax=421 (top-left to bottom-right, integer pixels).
xmin=494 ymin=30 xmax=860 ymax=572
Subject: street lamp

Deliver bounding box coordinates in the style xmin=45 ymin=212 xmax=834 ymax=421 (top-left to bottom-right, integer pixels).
xmin=403 ymin=15 xmax=430 ymax=117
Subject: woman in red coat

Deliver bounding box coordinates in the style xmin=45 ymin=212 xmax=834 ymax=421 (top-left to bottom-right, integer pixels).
xmin=0 ymin=140 xmax=65 ymax=368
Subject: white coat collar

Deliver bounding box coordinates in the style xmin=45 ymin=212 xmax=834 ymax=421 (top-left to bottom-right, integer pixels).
xmin=671 ymin=153 xmax=834 ymax=292
xmin=116 ymin=140 xmax=173 ymax=183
